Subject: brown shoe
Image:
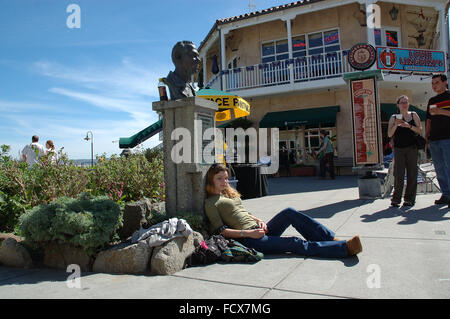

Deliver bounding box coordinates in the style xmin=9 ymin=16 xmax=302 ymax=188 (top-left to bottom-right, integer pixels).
xmin=346 ymin=235 xmax=362 ymax=256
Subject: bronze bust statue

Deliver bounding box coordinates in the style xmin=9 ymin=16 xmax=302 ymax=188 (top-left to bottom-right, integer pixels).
xmin=163 ymin=41 xmax=201 ymax=100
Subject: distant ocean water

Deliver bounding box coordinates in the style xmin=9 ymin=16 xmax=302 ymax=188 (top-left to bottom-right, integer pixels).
xmin=72 ymin=159 xmax=98 ymax=167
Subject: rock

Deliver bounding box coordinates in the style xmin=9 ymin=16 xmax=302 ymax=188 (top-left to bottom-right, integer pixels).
xmin=43 ymin=243 xmax=92 ymax=272
xmin=0 ymin=238 xmax=33 ymax=269
xmin=151 ymin=202 xmax=165 ymax=215
xmin=118 ymin=198 xmax=153 ymax=240
xmin=0 ymin=233 xmax=25 ymax=244
xmin=150 ymin=232 xmax=203 ymax=275
xmin=92 ymin=241 xmax=153 ymax=275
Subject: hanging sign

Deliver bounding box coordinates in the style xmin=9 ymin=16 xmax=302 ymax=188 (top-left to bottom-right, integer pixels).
xmin=377 ymin=47 xmax=446 ymax=73
xmin=348 ymin=43 xmax=377 ymax=70
xmin=350 ymin=78 xmax=381 ymax=165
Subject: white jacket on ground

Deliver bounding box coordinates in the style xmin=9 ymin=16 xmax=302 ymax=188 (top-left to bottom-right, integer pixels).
xmin=131 ymin=218 xmax=193 ymax=247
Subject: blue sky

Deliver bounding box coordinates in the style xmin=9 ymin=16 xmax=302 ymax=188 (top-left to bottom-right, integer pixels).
xmin=0 ymin=0 xmax=287 ymax=159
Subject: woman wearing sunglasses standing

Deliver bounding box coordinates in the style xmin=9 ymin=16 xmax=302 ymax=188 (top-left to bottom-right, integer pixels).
xmin=387 ymin=95 xmax=422 ymax=207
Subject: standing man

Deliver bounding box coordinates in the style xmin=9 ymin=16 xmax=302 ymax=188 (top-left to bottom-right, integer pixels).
xmin=21 ymin=135 xmax=45 ymax=166
xmin=425 ymin=74 xmax=450 ymax=207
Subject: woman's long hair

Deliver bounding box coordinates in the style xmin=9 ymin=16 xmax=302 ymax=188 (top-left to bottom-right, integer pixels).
xmin=46 ymin=140 xmax=55 ymax=150
xmin=205 ymin=163 xmax=241 ymax=198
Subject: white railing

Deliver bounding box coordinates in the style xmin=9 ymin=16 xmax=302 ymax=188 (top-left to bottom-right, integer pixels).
xmin=206 ymin=49 xmax=356 ymax=91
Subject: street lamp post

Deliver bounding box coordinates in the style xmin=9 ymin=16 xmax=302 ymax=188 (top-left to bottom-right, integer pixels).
xmin=84 ymin=131 xmax=94 ymax=167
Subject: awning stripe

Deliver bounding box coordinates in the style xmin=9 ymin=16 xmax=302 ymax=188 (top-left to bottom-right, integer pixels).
xmin=259 ymin=106 xmax=340 ymax=128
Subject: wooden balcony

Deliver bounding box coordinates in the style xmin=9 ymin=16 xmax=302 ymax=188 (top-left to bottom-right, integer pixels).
xmin=206 ymin=49 xmax=356 ymax=92
xmin=205 ymin=47 xmax=447 ymax=98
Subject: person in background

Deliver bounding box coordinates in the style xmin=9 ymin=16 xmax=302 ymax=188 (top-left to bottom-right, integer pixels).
xmin=21 ymin=135 xmax=45 ymax=166
xmin=45 ymin=140 xmax=57 ymax=163
xmin=204 ymin=163 xmax=362 ymax=258
xmin=387 ymin=95 xmax=422 ymax=207
xmin=426 ymin=74 xmax=450 ymax=208
xmin=316 ymin=130 xmax=335 ymax=180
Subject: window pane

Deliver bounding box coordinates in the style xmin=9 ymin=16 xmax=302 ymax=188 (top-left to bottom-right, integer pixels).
xmin=308 ymin=48 xmax=323 ymax=55
xmin=325 ymin=45 xmax=340 ymax=53
xmin=293 ymin=51 xmax=307 ymax=58
xmin=276 ymin=40 xmax=288 ymax=53
xmin=374 ymin=28 xmax=382 ymax=46
xmin=308 ymin=32 xmax=323 ymax=48
xmin=386 ymin=30 xmax=398 ymax=47
xmin=276 ymin=53 xmax=289 ymax=61
xmin=279 ymin=141 xmax=287 ymax=149
xmin=289 ymin=141 xmax=295 ymax=149
xmin=310 ymin=137 xmax=320 ymax=147
xmin=292 ymin=36 xmax=306 ymax=51
xmin=262 ymin=56 xmax=275 ymax=63
xmin=293 ymin=51 xmax=306 ymax=57
xmin=262 ymin=42 xmax=275 ymax=56
xmin=324 ymin=30 xmax=339 ymax=45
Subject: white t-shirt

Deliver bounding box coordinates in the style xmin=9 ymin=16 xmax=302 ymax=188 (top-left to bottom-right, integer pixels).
xmin=22 ymin=142 xmax=46 ymax=166
xmin=46 ymin=149 xmax=57 ymax=164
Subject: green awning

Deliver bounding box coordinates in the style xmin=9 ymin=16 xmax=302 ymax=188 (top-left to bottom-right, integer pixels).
xmin=381 ymin=103 xmax=427 ymax=121
xmin=259 ymin=106 xmax=340 ymax=129
xmin=119 ymin=119 xmax=163 ymax=149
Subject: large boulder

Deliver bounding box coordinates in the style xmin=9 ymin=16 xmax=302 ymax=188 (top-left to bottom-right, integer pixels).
xmin=150 ymin=232 xmax=203 ymax=275
xmin=118 ymin=198 xmax=153 ymax=240
xmin=92 ymin=241 xmax=153 ymax=275
xmin=43 ymin=243 xmax=92 ymax=272
xmin=0 ymin=237 xmax=33 ymax=268
xmin=0 ymin=233 xmax=24 ymax=244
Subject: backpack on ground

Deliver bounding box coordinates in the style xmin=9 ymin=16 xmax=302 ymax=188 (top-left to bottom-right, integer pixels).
xmin=221 ymin=239 xmax=264 ymax=263
xmin=185 ymin=235 xmax=263 ymax=267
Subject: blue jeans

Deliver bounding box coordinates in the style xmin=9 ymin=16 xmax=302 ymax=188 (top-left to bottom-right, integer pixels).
xmin=239 ymin=208 xmax=348 ymax=258
xmin=429 ymin=139 xmax=450 ymax=197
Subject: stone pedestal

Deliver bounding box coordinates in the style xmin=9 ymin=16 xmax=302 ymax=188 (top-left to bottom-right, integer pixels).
xmin=356 ymin=168 xmax=383 ymax=199
xmin=153 ymin=97 xmax=218 ymax=216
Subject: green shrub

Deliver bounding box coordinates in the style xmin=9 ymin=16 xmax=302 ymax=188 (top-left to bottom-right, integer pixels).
xmin=0 ymin=145 xmax=164 ymax=234
xmin=0 ymin=146 xmax=89 ymax=233
xmin=18 ymin=192 xmax=123 ymax=255
xmin=87 ymin=152 xmax=164 ymax=203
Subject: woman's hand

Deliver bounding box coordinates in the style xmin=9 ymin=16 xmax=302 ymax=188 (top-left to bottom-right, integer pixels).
xmin=257 ymin=220 xmax=268 ymax=233
xmin=248 ymin=228 xmax=266 ymax=239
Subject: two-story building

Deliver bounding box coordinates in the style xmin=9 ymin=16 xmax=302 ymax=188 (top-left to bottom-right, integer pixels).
xmin=198 ymin=0 xmax=449 ymax=168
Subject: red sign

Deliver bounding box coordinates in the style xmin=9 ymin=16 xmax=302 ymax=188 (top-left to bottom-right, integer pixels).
xmin=351 ymin=78 xmax=381 ymax=165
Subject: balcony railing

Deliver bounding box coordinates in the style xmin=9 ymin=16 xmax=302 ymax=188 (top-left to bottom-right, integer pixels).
xmin=206 ymin=49 xmax=356 ymax=92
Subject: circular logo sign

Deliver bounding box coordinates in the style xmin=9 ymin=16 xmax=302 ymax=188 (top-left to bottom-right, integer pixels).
xmin=348 ymin=43 xmax=377 ymax=70
xmin=378 ymin=48 xmax=397 ymax=69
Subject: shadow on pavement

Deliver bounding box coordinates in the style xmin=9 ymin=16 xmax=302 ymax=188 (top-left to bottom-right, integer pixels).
xmin=259 ymin=251 xmax=360 ymax=267
xmin=0 ymin=266 xmax=141 ymax=287
xmin=300 ymin=199 xmax=374 ymax=219
xmin=360 ymin=204 xmax=450 ymax=224
xmin=267 ymin=176 xmax=359 ymax=196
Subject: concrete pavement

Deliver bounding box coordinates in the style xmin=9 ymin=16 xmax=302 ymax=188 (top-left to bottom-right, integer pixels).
xmin=1 ymin=175 xmax=449 ymax=299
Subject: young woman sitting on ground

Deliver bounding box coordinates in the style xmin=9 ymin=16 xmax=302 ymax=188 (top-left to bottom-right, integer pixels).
xmin=204 ymin=163 xmax=362 ymax=258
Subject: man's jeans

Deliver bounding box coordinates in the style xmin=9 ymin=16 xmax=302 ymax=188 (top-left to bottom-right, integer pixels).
xmin=429 ymin=139 xmax=450 ymax=198
xmin=239 ymin=208 xmax=348 ymax=258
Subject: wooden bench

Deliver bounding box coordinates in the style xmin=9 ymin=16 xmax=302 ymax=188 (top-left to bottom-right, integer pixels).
xmin=334 ymin=157 xmax=354 ymax=176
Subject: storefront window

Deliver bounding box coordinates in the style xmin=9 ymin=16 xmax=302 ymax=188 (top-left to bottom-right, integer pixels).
xmin=374 ymin=28 xmax=400 ymax=47
xmin=261 ymin=29 xmax=340 ymax=63
xmin=307 ymin=29 xmax=340 ymax=56
xmin=386 ymin=30 xmax=399 ymax=47
xmin=292 ymin=35 xmax=306 ymax=57
xmin=262 ymin=39 xmax=289 ymax=63
xmin=304 ymin=129 xmax=334 ymax=153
